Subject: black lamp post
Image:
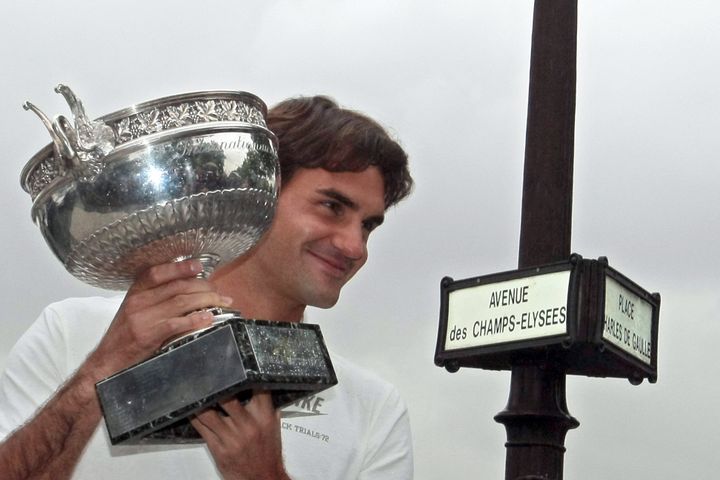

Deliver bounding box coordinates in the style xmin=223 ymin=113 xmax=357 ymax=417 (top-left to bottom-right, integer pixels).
xmin=434 ymin=2 xmax=660 ymax=479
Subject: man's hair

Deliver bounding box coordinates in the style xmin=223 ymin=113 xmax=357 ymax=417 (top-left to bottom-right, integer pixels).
xmin=266 ymin=96 xmax=413 ymax=208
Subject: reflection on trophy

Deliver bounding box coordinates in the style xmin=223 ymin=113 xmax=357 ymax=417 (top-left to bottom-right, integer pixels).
xmin=21 ymin=86 xmax=337 ymax=445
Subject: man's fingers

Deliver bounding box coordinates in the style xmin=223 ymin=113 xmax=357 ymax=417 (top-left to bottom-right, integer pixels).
xmin=152 ymin=289 xmax=232 ymax=318
xmin=190 ymin=414 xmax=221 ymax=446
xmin=161 ymin=310 xmax=216 ymax=339
xmin=127 ymin=290 xmax=231 ymax=328
xmin=130 ymin=259 xmax=204 ymax=292
xmin=218 ymin=397 xmax=251 ymax=421
xmin=243 ymin=391 xmax=275 ymax=419
xmin=192 ymin=394 xmax=272 ymax=436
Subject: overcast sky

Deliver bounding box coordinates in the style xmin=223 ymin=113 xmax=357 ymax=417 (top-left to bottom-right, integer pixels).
xmin=1 ymin=1 xmax=719 ymax=479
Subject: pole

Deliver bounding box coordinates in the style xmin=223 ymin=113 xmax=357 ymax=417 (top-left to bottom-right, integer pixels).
xmin=494 ymin=1 xmax=579 ymax=479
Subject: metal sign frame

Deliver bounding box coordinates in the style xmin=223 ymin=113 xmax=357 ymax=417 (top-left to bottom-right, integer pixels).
xmin=435 ymin=257 xmax=582 ymax=371
xmin=595 ymin=260 xmax=660 ymax=383
xmin=435 ymin=255 xmax=660 ymax=383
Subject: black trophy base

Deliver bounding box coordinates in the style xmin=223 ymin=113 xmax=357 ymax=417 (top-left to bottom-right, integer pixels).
xmin=96 ymin=314 xmax=337 ymax=445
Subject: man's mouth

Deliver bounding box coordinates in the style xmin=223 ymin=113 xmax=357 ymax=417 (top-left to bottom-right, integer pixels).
xmin=308 ymin=250 xmax=352 ymax=279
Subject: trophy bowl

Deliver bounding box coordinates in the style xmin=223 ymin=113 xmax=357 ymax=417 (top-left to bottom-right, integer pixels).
xmin=20 ymin=86 xmax=337 ymax=445
xmin=21 ymin=86 xmax=279 ymax=289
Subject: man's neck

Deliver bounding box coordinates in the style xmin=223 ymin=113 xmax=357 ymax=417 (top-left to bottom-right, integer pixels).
xmin=210 ymin=257 xmax=305 ymax=323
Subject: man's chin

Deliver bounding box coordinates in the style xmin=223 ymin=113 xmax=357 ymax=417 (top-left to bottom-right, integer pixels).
xmin=306 ymin=292 xmax=341 ymax=310
xmin=300 ymin=274 xmax=347 ymax=309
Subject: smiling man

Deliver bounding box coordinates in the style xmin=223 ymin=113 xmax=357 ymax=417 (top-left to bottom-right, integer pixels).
xmin=0 ymin=95 xmax=414 ymax=479
xmin=214 ymin=167 xmax=386 ymax=318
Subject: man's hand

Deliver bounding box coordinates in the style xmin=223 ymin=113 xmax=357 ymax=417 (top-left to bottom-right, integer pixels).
xmin=191 ymin=392 xmax=290 ymax=480
xmin=88 ymin=259 xmax=232 ymax=378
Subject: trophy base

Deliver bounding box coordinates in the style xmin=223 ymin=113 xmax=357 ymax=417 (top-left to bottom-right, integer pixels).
xmin=96 ymin=314 xmax=337 ymax=445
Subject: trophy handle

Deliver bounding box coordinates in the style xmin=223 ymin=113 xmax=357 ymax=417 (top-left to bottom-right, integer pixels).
xmin=55 ymin=84 xmax=116 ymax=157
xmin=23 ymin=84 xmax=117 ymax=171
xmin=23 ymin=101 xmax=78 ymax=170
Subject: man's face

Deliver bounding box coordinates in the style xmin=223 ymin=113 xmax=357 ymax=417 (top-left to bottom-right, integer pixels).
xmin=250 ymin=166 xmax=386 ymax=312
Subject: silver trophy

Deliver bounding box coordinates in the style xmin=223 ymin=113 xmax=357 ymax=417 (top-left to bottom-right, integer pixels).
xmin=21 ymin=86 xmax=337 ymax=445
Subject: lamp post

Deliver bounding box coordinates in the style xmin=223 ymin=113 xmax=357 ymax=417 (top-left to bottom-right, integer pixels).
xmin=435 ymin=0 xmax=660 ymax=480
xmin=495 ymin=1 xmax=579 ymax=479
xmin=433 ymin=3 xmax=660 ymax=479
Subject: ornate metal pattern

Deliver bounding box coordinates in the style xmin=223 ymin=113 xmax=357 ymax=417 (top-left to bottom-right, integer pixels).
xmin=22 ymin=91 xmax=268 ymax=200
xmin=26 ymin=149 xmax=63 ymax=200
xmin=64 ymin=188 xmax=276 ymax=290
xmin=111 ymin=99 xmax=266 ymax=145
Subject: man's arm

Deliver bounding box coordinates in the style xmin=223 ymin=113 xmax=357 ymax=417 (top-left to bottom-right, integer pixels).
xmin=0 ymin=260 xmax=223 ymax=479
xmin=0 ymin=357 xmax=106 ymax=479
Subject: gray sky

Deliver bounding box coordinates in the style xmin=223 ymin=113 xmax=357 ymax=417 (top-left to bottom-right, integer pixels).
xmin=1 ymin=1 xmax=719 ymax=478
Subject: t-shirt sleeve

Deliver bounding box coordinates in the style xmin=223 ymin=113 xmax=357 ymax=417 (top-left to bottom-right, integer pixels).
xmin=0 ymin=305 xmax=68 ymax=440
xmin=358 ymin=385 xmax=414 ymax=480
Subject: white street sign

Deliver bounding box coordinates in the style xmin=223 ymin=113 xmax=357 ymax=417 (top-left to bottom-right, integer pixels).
xmin=602 ymin=276 xmax=653 ymax=365
xmin=444 ymin=271 xmax=570 ymax=351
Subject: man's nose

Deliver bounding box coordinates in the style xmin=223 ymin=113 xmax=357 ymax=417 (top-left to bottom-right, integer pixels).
xmin=333 ymin=223 xmax=366 ymax=261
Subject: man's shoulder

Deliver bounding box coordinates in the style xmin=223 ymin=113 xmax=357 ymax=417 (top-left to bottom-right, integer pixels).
xmin=331 ymin=354 xmax=390 ymax=386
xmin=327 ymin=354 xmax=405 ymax=407
xmin=27 ymin=295 xmax=122 ymax=353
xmin=44 ymin=295 xmax=123 ymax=315
xmin=39 ymin=295 xmax=122 ymax=327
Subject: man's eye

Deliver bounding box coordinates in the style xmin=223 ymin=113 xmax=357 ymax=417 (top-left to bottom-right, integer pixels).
xmin=362 ymin=220 xmax=379 ymax=234
xmin=322 ymin=201 xmax=343 ymax=215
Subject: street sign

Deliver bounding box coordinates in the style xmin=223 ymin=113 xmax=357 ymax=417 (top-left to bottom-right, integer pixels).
xmin=602 ymin=275 xmax=653 ymax=365
xmin=443 ymin=263 xmax=575 ymax=352
xmin=435 ymin=255 xmax=660 ymax=383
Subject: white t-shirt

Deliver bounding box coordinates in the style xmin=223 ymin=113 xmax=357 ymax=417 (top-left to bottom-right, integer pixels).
xmin=0 ymin=297 xmax=413 ymax=479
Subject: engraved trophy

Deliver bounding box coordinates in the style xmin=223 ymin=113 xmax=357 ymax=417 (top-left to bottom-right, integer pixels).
xmin=21 ymin=86 xmax=337 ymax=445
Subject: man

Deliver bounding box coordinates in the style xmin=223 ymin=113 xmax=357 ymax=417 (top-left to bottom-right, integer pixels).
xmin=0 ymin=95 xmax=414 ymax=479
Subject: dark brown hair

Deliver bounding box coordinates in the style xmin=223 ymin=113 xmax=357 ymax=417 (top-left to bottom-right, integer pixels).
xmin=267 ymin=96 xmax=413 ymax=208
